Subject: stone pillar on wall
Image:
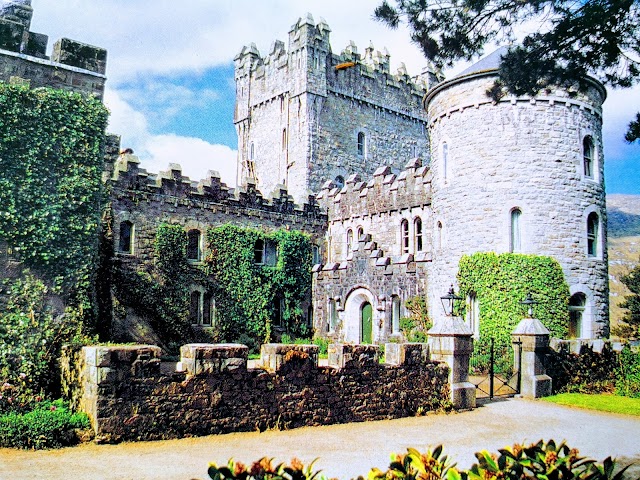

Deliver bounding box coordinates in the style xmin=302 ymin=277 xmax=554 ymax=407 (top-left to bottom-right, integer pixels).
xmin=511 ymin=317 xmax=552 ymax=398
xmin=180 ymin=344 xmax=248 ymax=376
xmin=428 ymin=318 xmax=475 ymax=409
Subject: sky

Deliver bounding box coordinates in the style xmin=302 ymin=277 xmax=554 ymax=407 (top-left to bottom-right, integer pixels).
xmin=26 ymin=0 xmax=640 ymax=194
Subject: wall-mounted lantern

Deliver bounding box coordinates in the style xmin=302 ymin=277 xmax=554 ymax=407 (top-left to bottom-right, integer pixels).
xmin=440 ymin=284 xmax=462 ymax=317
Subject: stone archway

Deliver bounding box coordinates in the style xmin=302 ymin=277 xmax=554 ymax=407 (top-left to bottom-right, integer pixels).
xmin=344 ymin=287 xmax=376 ymax=343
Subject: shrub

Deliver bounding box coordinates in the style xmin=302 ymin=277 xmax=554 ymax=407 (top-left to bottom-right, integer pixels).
xmin=0 ymin=398 xmax=90 ymax=449
xmin=545 ymin=344 xmax=617 ymax=394
xmin=209 ymin=441 xmax=631 ymax=480
xmin=616 ymin=347 xmax=640 ymax=398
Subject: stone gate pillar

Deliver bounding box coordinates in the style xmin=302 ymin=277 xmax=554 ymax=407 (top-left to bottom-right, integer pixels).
xmin=428 ymin=317 xmax=475 ymax=409
xmin=511 ymin=317 xmax=552 ymax=398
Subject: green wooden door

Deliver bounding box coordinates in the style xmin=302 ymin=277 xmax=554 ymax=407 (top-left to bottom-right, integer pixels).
xmin=361 ymin=302 xmax=372 ymax=344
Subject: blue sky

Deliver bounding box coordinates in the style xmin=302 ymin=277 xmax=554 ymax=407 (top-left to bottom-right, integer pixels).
xmin=27 ymin=0 xmax=639 ymax=194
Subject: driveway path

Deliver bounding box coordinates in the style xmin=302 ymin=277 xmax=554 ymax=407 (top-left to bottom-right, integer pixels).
xmin=1 ymin=398 xmax=639 ymax=480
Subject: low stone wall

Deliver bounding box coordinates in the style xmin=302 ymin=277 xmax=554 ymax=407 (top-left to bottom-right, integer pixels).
xmin=62 ymin=342 xmax=450 ymax=443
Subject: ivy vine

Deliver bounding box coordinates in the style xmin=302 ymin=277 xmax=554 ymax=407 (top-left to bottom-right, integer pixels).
xmin=205 ymin=224 xmax=313 ymax=344
xmin=457 ymin=252 xmax=570 ymax=363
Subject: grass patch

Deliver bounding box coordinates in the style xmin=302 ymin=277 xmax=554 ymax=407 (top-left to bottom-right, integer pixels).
xmin=543 ymin=393 xmax=640 ymax=416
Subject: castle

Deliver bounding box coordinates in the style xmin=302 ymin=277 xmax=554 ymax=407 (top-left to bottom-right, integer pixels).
xmin=0 ymin=3 xmax=609 ymax=345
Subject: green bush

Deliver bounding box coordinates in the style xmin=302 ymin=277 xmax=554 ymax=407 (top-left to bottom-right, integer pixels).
xmin=545 ymin=343 xmax=617 ymax=394
xmin=0 ymin=399 xmax=90 ymax=449
xmin=616 ymin=347 xmax=640 ymax=398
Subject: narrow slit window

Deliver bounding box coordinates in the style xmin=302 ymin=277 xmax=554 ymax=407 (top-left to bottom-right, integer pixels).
xmin=119 ymin=221 xmax=134 ymax=254
xmin=401 ymin=220 xmax=409 ymax=254
xmin=357 ymin=132 xmax=366 ymax=157
xmin=510 ymin=208 xmax=522 ymax=253
xmin=187 ymin=229 xmax=202 ymax=261
xmin=414 ymin=217 xmax=423 ymax=252
xmin=587 ymin=212 xmax=599 ymax=257
xmin=583 ymin=136 xmax=594 ymax=178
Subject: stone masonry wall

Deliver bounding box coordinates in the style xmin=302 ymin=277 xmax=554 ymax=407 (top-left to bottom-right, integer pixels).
xmin=426 ymin=72 xmax=609 ymax=334
xmin=63 ymin=343 xmax=450 ymax=443
xmin=0 ymin=1 xmax=106 ymax=98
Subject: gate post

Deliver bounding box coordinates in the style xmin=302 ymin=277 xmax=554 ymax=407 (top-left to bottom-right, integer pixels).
xmin=511 ymin=316 xmax=552 ymax=398
xmin=428 ymin=317 xmax=475 ymax=409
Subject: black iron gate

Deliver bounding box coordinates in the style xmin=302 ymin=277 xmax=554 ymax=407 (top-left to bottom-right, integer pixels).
xmin=469 ymin=338 xmax=522 ymax=399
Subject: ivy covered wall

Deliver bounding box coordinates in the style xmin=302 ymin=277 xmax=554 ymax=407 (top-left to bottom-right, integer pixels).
xmin=205 ymin=224 xmax=313 ymax=346
xmin=0 ymin=84 xmax=108 ymax=395
xmin=457 ymin=253 xmax=570 ymax=350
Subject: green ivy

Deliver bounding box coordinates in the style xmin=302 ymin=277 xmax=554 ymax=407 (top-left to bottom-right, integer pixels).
xmin=0 ymin=84 xmax=108 ymax=295
xmin=457 ymin=253 xmax=570 ymax=362
xmin=205 ymin=224 xmax=312 ymax=344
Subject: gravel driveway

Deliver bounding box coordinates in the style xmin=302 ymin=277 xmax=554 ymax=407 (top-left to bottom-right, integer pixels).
xmin=1 ymin=398 xmax=639 ymax=480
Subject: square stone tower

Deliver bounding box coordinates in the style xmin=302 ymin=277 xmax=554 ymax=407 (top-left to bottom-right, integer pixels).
xmin=234 ymin=14 xmax=431 ymax=203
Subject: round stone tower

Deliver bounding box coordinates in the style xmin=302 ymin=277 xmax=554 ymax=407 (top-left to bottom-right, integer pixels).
xmin=425 ymin=48 xmax=609 ymax=338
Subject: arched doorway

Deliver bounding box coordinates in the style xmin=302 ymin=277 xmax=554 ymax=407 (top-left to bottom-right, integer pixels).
xmin=361 ymin=302 xmax=372 ymax=344
xmin=344 ymin=287 xmax=376 ymax=343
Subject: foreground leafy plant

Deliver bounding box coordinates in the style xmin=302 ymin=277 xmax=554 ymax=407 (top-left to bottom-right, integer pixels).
xmin=208 ymin=457 xmax=324 ymax=480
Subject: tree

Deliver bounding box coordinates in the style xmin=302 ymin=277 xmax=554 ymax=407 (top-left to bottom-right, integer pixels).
xmin=374 ymin=0 xmax=640 ymax=140
xmin=614 ymin=260 xmax=640 ymax=339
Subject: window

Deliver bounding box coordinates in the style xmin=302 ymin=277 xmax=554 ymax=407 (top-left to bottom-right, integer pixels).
xmin=414 ymin=217 xmax=423 ymax=252
xmin=254 ymin=239 xmax=265 ymax=264
xmin=357 ymin=226 xmax=364 ymax=243
xmin=334 ymin=175 xmax=345 ymax=189
xmin=510 ymin=208 xmax=522 ymax=253
xmin=187 ymin=229 xmax=202 ymax=261
xmin=203 ymin=292 xmax=215 ymax=326
xmin=391 ymin=296 xmax=401 ymax=334
xmin=346 ymin=229 xmax=354 ymax=253
xmin=119 ymin=221 xmax=134 ymax=254
xmin=587 ymin=212 xmax=599 ymax=257
xmin=329 ymin=299 xmax=338 ymax=332
xmin=436 ymin=221 xmax=443 ymax=250
xmin=466 ymin=293 xmax=480 ymax=339
xmin=273 ymin=296 xmax=284 ymax=326
xmin=401 ymin=219 xmax=409 ymax=254
xmin=312 ymin=244 xmax=320 ymax=264
xmin=189 ymin=291 xmax=202 ymax=325
xmin=282 ymin=128 xmax=287 ymax=151
xmin=442 ymin=141 xmax=449 ymax=183
xmin=568 ymin=293 xmax=586 ymax=338
xmin=357 ymin=131 xmax=366 ymax=157
xmin=583 ymin=136 xmax=594 ymax=178
xmin=249 ymin=142 xmax=255 ymax=160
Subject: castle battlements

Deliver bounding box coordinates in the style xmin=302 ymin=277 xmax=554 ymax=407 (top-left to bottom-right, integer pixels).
xmin=110 ymin=153 xmax=325 ymax=222
xmin=0 ymin=0 xmax=106 ymax=98
xmin=317 ymin=158 xmax=432 ymax=221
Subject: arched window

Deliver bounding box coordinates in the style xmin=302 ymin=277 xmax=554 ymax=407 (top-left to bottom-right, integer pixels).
xmin=346 ymin=229 xmax=354 ymax=253
xmin=189 ymin=291 xmax=202 ymax=325
xmin=329 ymin=299 xmax=338 ymax=332
xmin=442 ymin=141 xmax=449 ymax=183
xmin=583 ymin=136 xmax=594 ymax=178
xmin=357 ymin=226 xmax=364 ymax=243
xmin=587 ymin=212 xmax=599 ymax=257
xmin=401 ymin=219 xmax=409 ymax=254
xmin=249 ymin=142 xmax=255 ymax=160
xmin=334 ymin=175 xmax=345 ymax=189
xmin=203 ymin=292 xmax=215 ymax=326
xmin=357 ymin=131 xmax=366 ymax=157
xmin=187 ymin=229 xmax=202 ymax=261
xmin=312 ymin=244 xmax=320 ymax=264
xmin=510 ymin=208 xmax=522 ymax=253
xmin=119 ymin=221 xmax=134 ymax=254
xmin=282 ymin=128 xmax=287 ymax=151
xmin=436 ymin=222 xmax=443 ymax=250
xmin=414 ymin=217 xmax=423 ymax=252
xmin=391 ymin=296 xmax=401 ymax=334
xmin=568 ymin=293 xmax=586 ymax=338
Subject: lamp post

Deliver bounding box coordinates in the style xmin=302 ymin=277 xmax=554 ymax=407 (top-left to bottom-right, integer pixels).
xmin=520 ymin=292 xmax=538 ymax=318
xmin=440 ymin=285 xmax=462 ymax=317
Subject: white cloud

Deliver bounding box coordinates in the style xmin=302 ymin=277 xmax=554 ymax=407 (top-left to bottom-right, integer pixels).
xmin=104 ymin=88 xmax=237 ymax=187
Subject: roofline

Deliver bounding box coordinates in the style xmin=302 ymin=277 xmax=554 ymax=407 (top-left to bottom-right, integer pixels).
xmin=424 ymin=67 xmax=607 ymax=110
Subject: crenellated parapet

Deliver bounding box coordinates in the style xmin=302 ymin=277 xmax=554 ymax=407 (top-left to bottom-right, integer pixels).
xmin=0 ymin=0 xmax=106 ymax=98
xmin=109 ymin=153 xmax=325 ymax=221
xmin=317 ymin=158 xmax=432 ymax=221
